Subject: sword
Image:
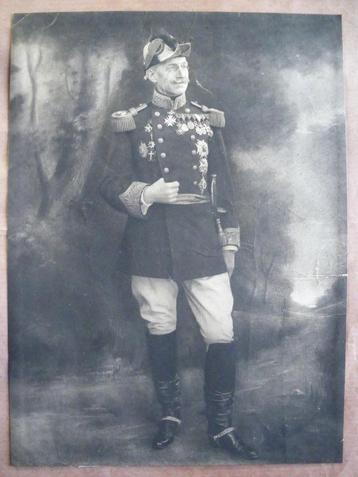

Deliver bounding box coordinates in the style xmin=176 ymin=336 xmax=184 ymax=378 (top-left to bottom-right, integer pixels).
xmin=210 ymin=174 xmax=226 ymax=246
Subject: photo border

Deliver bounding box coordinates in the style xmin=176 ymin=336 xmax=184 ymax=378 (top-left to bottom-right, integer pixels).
xmin=1 ymin=1 xmax=357 ymax=475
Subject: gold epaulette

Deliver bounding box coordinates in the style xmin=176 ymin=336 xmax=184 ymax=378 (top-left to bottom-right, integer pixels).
xmin=111 ymin=103 xmax=148 ymax=132
xmin=190 ymin=101 xmax=225 ymax=128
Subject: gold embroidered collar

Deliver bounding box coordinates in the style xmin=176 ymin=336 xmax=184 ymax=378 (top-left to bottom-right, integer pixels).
xmin=152 ymin=89 xmax=187 ymax=110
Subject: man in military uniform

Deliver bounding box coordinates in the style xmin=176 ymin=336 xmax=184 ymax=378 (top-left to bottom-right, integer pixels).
xmin=100 ymin=33 xmax=257 ymax=460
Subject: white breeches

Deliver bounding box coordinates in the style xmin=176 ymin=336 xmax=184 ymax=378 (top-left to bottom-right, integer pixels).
xmin=131 ymin=273 xmax=234 ymax=345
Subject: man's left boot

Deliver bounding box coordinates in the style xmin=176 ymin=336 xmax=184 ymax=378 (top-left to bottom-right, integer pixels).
xmin=204 ymin=342 xmax=258 ymax=460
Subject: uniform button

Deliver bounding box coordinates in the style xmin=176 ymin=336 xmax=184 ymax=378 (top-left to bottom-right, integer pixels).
xmin=163 ymin=167 xmax=170 ymax=173
xmin=190 ymin=135 xmax=196 ymax=140
xmin=193 ymin=164 xmax=198 ymax=170
xmin=154 ymin=111 xmax=160 ymax=117
xmin=160 ymin=152 xmax=166 ymax=158
xmin=185 ymin=108 xmax=190 ymax=113
xmin=158 ymin=137 xmax=164 ymax=143
xmin=192 ymin=150 xmax=197 ymax=155
xmin=157 ymin=124 xmax=163 ymax=130
xmin=193 ymin=180 xmax=198 ymax=185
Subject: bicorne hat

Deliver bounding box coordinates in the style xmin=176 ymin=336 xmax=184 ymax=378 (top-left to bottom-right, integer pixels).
xmin=143 ymin=33 xmax=191 ymax=71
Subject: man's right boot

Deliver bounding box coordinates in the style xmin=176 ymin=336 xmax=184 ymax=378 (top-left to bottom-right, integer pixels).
xmin=147 ymin=331 xmax=181 ymax=450
xmin=205 ymin=342 xmax=258 ymax=460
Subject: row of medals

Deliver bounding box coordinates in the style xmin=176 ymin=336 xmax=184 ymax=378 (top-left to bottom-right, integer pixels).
xmin=143 ymin=111 xmax=214 ymax=136
xmin=169 ymin=111 xmax=214 ymax=137
xmin=142 ymin=111 xmax=211 ymax=193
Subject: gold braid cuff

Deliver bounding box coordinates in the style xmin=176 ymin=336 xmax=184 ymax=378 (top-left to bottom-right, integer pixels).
xmin=222 ymin=227 xmax=240 ymax=249
xmin=119 ymin=181 xmax=149 ymax=218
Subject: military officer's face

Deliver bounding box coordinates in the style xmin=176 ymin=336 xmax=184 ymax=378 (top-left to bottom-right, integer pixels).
xmin=148 ymin=57 xmax=189 ymax=97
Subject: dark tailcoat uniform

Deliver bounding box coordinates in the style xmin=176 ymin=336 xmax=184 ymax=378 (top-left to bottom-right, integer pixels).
xmin=100 ymin=92 xmax=239 ymax=281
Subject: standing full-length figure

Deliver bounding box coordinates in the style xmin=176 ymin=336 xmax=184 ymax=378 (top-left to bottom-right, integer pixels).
xmin=100 ymin=32 xmax=257 ymax=460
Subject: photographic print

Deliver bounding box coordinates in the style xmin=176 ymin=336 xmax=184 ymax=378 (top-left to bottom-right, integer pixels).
xmin=8 ymin=11 xmax=346 ymax=466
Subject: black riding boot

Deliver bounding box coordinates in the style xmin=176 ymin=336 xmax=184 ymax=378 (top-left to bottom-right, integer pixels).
xmin=147 ymin=331 xmax=181 ymax=449
xmin=205 ymin=342 xmax=258 ymax=460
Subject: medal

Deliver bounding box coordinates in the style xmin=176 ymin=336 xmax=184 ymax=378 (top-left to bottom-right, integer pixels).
xmin=199 ymin=158 xmax=208 ymax=174
xmin=181 ymin=124 xmax=189 ymax=133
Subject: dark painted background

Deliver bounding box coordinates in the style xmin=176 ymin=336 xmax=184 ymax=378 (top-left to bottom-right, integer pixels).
xmin=8 ymin=12 xmax=346 ymax=465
